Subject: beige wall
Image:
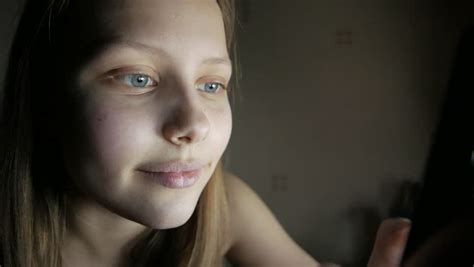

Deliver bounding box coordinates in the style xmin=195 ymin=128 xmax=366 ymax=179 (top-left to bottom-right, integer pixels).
xmin=225 ymin=0 xmax=473 ymax=264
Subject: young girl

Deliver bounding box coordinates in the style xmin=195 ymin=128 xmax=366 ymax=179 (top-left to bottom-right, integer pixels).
xmin=0 ymin=0 xmax=410 ymax=266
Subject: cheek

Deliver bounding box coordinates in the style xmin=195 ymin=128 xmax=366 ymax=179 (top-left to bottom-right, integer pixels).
xmin=207 ymin=103 xmax=232 ymax=155
xmin=85 ymin=104 xmax=153 ymax=173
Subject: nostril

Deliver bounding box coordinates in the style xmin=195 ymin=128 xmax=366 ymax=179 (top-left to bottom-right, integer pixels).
xmin=162 ymin=124 xmax=197 ymax=146
xmin=177 ymin=135 xmax=192 ymax=144
xmin=161 ymin=100 xmax=210 ymax=146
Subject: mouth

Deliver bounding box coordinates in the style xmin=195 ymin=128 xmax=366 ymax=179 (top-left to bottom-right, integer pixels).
xmin=137 ymin=169 xmax=201 ymax=188
xmin=136 ymin=160 xmax=205 ymax=189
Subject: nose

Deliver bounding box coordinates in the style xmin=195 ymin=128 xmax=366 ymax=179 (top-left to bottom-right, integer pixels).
xmin=162 ymin=95 xmax=210 ymax=146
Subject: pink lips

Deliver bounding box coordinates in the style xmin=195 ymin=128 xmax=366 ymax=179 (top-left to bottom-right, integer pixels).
xmin=137 ymin=161 xmax=204 ymax=189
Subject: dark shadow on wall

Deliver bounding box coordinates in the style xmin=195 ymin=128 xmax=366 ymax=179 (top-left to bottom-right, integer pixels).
xmin=402 ymin=26 xmax=474 ymax=266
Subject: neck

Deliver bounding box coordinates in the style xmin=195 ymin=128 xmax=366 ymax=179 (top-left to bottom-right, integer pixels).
xmin=61 ymin=196 xmax=151 ymax=267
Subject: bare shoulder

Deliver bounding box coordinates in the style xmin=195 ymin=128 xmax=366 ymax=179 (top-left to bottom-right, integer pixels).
xmin=222 ymin=171 xmax=320 ymax=267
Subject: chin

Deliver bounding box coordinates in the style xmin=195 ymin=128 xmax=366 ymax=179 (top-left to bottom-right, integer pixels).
xmin=164 ymin=212 xmax=195 ymax=229
xmin=136 ymin=198 xmax=200 ymax=230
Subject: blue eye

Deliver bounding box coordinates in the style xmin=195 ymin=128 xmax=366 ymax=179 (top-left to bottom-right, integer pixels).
xmin=116 ymin=74 xmax=157 ymax=88
xmin=197 ymin=82 xmax=225 ymax=93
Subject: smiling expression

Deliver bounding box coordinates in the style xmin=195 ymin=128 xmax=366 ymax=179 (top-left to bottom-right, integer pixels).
xmin=59 ymin=0 xmax=233 ymax=229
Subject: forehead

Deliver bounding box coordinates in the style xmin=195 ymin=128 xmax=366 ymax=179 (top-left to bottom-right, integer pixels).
xmin=97 ymin=0 xmax=223 ymax=35
xmin=62 ymin=0 xmax=228 ymax=64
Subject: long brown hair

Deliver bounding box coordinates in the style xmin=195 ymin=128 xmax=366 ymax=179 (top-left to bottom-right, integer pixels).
xmin=0 ymin=0 xmax=236 ymax=266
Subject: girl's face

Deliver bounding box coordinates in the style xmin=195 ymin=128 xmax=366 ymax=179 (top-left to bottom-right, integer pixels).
xmin=60 ymin=0 xmax=232 ymax=229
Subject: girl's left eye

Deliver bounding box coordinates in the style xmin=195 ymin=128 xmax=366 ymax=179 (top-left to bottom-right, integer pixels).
xmin=196 ymin=82 xmax=226 ymax=93
xmin=115 ymin=73 xmax=158 ymax=89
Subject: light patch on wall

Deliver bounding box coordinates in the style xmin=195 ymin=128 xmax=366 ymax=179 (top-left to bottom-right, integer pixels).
xmin=336 ymin=30 xmax=353 ymax=46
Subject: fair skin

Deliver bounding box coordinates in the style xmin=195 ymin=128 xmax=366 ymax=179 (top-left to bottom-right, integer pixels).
xmin=58 ymin=0 xmax=410 ymax=266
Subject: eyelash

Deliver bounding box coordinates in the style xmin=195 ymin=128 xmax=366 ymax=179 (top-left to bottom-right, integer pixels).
xmin=196 ymin=81 xmax=227 ymax=94
xmin=110 ymin=72 xmax=227 ymax=94
xmin=114 ymin=73 xmax=158 ymax=89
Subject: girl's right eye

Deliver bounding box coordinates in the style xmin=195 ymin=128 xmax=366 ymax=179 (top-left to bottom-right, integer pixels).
xmin=114 ymin=73 xmax=158 ymax=89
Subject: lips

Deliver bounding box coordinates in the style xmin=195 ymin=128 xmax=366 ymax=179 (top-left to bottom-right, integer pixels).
xmin=139 ymin=160 xmax=205 ymax=173
xmin=136 ymin=160 xmax=205 ymax=188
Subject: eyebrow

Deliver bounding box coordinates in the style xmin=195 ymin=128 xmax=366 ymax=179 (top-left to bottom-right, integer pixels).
xmin=92 ymin=38 xmax=232 ymax=67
